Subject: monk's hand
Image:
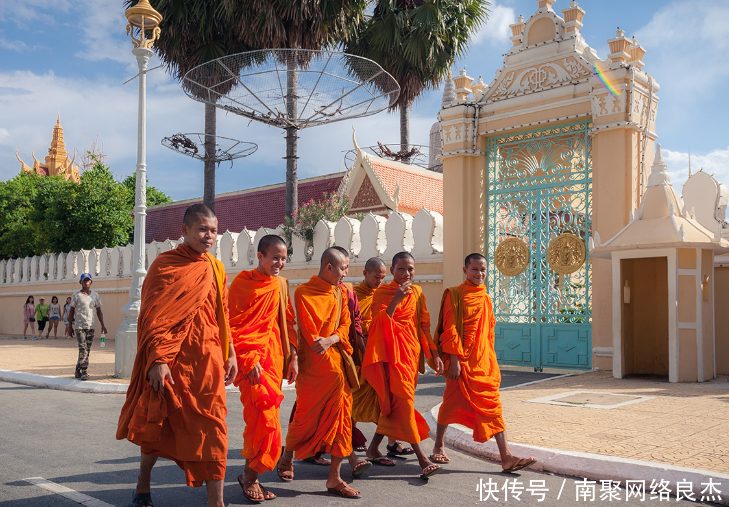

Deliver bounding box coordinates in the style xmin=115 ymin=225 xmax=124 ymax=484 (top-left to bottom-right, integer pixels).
xmin=286 ymin=355 xmax=298 ymax=384
xmin=147 ymin=362 xmax=173 ymax=394
xmin=433 ymin=354 xmax=445 ymax=377
xmin=447 ymin=356 xmax=461 ymax=380
xmin=224 ymin=354 xmax=238 ymax=386
xmin=312 ymin=335 xmax=338 ymax=355
xmin=248 ymin=362 xmax=263 ymax=385
xmin=393 ymin=281 xmax=412 ymax=304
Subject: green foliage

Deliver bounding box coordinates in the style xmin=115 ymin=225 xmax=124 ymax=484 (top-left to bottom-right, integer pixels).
xmin=121 ymin=174 xmax=173 ymax=209
xmin=31 ymin=156 xmax=134 ymax=253
xmin=0 ymin=155 xmax=173 ymax=260
xmin=0 ymin=172 xmax=57 ymax=259
xmin=282 ymin=192 xmax=361 ymax=260
xmin=345 ymin=0 xmax=490 ymax=109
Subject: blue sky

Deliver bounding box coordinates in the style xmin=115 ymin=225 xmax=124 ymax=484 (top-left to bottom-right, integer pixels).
xmin=1 ymin=0 xmax=728 ymax=202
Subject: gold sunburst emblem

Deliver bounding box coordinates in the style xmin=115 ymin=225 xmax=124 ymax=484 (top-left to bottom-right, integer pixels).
xmin=494 ymin=238 xmax=530 ymax=276
xmin=547 ymin=232 xmax=586 ymax=275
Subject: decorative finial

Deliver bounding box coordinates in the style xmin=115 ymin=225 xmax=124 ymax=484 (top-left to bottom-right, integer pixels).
xmin=57 ymin=113 xmax=61 ymax=124
xmin=442 ymin=70 xmax=456 ymax=107
xmin=351 ymin=126 xmax=361 ymax=153
xmin=518 ymin=14 xmax=524 ymax=23
xmin=616 ymin=27 xmax=625 ymax=37
xmin=688 ymin=148 xmax=692 ymax=178
xmin=647 ymin=143 xmax=671 ymax=187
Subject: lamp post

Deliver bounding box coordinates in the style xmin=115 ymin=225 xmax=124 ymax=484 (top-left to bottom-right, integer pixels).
xmin=115 ymin=0 xmax=162 ymax=377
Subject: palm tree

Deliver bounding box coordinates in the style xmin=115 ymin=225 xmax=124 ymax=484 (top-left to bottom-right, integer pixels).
xmin=124 ymin=0 xmax=252 ymax=212
xmin=223 ymin=0 xmax=369 ymax=219
xmin=345 ymin=0 xmax=489 ymax=155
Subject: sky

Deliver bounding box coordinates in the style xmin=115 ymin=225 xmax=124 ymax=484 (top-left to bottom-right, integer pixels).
xmin=1 ymin=0 xmax=728 ymax=202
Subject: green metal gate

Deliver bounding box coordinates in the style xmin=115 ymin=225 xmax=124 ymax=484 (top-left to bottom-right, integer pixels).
xmin=486 ymin=121 xmax=592 ymax=370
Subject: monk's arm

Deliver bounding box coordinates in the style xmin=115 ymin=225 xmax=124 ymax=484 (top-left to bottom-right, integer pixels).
xmin=386 ymin=281 xmax=411 ymax=318
xmin=222 ymin=273 xmax=237 ymax=384
xmin=285 ymin=295 xmax=298 ymax=382
xmin=419 ymin=294 xmax=438 ymax=352
xmin=332 ymin=298 xmax=352 ymax=354
xmin=438 ymin=292 xmax=462 ymax=380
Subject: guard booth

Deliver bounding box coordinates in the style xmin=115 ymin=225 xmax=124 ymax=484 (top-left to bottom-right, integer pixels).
xmin=591 ymin=146 xmax=729 ymax=382
xmin=439 ymin=0 xmax=660 ymax=371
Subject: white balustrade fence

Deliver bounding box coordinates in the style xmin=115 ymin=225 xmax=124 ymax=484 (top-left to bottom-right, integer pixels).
xmin=0 ymin=208 xmax=443 ymax=287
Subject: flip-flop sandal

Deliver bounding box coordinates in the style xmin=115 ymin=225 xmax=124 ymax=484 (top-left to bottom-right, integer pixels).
xmin=503 ymin=457 xmax=537 ymax=473
xmin=420 ymin=464 xmax=442 ymax=480
xmin=367 ymin=456 xmax=396 ymax=467
xmin=132 ymin=492 xmax=154 ymax=507
xmin=327 ymin=481 xmax=361 ymax=499
xmin=430 ymin=453 xmax=450 ymax=464
xmin=259 ymin=485 xmax=276 ymax=501
xmin=302 ymin=456 xmax=331 ymax=466
xmin=276 ymin=457 xmax=294 ymax=482
xmin=386 ymin=441 xmax=415 ymax=457
xmin=351 ymin=460 xmax=373 ymax=478
xmin=237 ymin=476 xmax=264 ymax=504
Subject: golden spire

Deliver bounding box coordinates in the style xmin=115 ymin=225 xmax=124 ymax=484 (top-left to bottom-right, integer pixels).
xmin=688 ymin=148 xmax=692 ymax=178
xmin=45 ymin=114 xmax=69 ymax=171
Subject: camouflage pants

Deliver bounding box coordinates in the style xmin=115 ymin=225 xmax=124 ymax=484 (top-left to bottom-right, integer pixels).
xmin=75 ymin=328 xmax=95 ymax=375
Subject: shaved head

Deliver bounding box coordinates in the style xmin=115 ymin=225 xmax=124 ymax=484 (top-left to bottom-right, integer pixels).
xmin=465 ymin=253 xmax=487 ymax=267
xmin=183 ymin=203 xmax=216 ymax=227
xmin=319 ymin=247 xmax=349 ymax=286
xmin=392 ymin=251 xmax=414 ymax=267
xmin=321 ymin=247 xmax=347 ymax=270
xmin=365 ymin=257 xmax=385 ymax=272
xmin=332 ymin=246 xmax=350 ymax=258
xmin=258 ymin=234 xmax=286 ymax=255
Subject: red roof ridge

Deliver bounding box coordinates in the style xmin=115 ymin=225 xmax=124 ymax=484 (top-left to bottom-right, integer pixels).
xmin=148 ymin=171 xmax=345 ymax=210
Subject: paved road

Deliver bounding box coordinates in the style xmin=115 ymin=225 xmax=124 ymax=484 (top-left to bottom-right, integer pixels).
xmin=0 ymin=372 xmax=714 ymax=506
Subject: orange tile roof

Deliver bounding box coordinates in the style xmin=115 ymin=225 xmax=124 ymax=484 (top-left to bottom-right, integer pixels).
xmin=368 ymin=159 xmax=443 ymax=214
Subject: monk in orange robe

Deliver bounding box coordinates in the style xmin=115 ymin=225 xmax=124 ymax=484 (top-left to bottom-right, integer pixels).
xmin=362 ymin=251 xmax=445 ymax=479
xmin=117 ymin=204 xmax=237 ymax=507
xmin=279 ymin=248 xmax=367 ymax=498
xmin=229 ymin=234 xmax=298 ymax=502
xmin=351 ymin=257 xmax=398 ymax=464
xmin=431 ymin=253 xmax=536 ymax=473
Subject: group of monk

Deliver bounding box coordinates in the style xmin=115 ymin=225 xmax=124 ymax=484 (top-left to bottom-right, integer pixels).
xmin=116 ymin=204 xmax=536 ymax=507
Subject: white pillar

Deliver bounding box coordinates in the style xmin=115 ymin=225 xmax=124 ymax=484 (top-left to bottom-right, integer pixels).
xmin=116 ymin=47 xmax=153 ymax=378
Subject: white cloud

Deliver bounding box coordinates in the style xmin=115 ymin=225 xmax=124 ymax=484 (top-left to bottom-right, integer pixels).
xmin=73 ymin=0 xmax=131 ymax=64
xmin=635 ymin=1 xmax=729 ymax=94
xmin=0 ymin=0 xmax=73 ymax=26
xmin=662 ymin=146 xmax=729 ymax=192
xmin=471 ymin=4 xmax=516 ymax=46
xmin=0 ymin=38 xmax=28 ymax=52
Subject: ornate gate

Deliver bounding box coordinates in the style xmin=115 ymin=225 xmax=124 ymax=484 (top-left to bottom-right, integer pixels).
xmin=485 ymin=121 xmax=592 ymax=370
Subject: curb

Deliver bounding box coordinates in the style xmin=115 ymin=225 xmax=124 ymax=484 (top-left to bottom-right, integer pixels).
xmin=424 ymin=404 xmax=729 ymax=506
xmin=0 ymin=369 xmax=297 ymax=394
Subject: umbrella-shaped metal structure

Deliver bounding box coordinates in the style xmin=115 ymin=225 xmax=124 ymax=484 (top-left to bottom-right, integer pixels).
xmin=343 ymin=142 xmax=430 ymax=171
xmin=182 ymin=49 xmax=400 ymax=216
xmin=162 ymin=133 xmax=257 ymax=168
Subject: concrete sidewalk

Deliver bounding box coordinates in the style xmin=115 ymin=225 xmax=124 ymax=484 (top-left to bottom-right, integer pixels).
xmin=426 ymin=370 xmax=729 ymax=505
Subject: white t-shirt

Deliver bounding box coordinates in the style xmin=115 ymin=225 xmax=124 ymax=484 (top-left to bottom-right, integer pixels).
xmin=70 ymin=290 xmax=102 ymax=330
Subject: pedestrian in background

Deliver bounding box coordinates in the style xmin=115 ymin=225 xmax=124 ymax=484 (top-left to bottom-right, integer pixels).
xmin=35 ymin=297 xmax=49 ymax=338
xmin=23 ymin=296 xmax=36 ymax=340
xmin=62 ymin=297 xmax=72 ymax=339
xmin=66 ymin=273 xmax=107 ymax=380
xmin=47 ymin=296 xmax=61 ymax=339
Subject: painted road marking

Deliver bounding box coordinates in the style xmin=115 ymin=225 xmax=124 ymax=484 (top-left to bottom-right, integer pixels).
xmin=23 ymin=477 xmax=116 ymax=507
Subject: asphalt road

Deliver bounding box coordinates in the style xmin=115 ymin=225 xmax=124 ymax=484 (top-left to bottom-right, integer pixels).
xmin=0 ymin=371 xmax=716 ymax=507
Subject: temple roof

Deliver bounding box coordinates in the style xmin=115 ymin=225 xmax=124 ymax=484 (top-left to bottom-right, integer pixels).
xmin=591 ymin=144 xmax=729 ymax=256
xmin=16 ymin=115 xmax=81 ymax=183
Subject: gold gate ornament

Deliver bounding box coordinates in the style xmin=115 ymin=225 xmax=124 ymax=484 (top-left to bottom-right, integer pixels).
xmin=495 ymin=238 xmax=530 ymax=276
xmin=547 ymin=232 xmax=586 ymax=275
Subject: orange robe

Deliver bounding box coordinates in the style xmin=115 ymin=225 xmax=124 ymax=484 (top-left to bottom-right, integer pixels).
xmin=436 ymin=281 xmax=505 ymax=442
xmin=352 ymin=281 xmax=379 ymax=423
xmin=285 ymin=276 xmax=353 ymax=459
xmin=361 ymin=281 xmax=436 ymax=443
xmin=229 ymin=269 xmax=296 ymax=474
xmin=116 ymin=243 xmax=229 ymax=487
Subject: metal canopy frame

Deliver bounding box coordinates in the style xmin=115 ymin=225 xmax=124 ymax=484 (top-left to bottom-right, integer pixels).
xmin=161 ymin=133 xmax=257 ymax=165
xmin=182 ymin=49 xmax=400 ymax=130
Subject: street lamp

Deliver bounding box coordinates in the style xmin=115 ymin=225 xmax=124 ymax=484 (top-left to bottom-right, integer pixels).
xmin=115 ymin=0 xmax=162 ymax=378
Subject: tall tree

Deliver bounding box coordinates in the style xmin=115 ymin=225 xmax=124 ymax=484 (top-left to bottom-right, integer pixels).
xmin=124 ymin=0 xmax=252 ymax=212
xmin=224 ymin=0 xmax=369 ymax=219
xmin=345 ymin=0 xmax=489 ymax=154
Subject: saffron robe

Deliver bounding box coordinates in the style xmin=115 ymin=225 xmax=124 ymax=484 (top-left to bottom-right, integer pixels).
xmin=285 ymin=276 xmax=353 ymax=459
xmin=436 ymin=281 xmax=505 ymax=442
xmin=361 ymin=281 xmax=436 ymax=443
xmin=229 ymin=269 xmax=296 ymax=474
xmin=351 ymin=281 xmax=380 ymax=423
xmin=116 ymin=243 xmax=230 ymax=487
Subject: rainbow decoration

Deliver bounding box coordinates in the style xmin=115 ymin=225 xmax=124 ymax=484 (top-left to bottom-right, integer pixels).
xmin=592 ymin=60 xmax=621 ymax=97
